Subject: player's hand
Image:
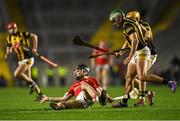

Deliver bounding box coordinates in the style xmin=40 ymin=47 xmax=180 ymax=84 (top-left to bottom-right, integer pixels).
xmin=113 ymin=52 xmax=120 ymax=58
xmin=123 ymin=56 xmax=131 ymax=65
xmin=40 ymin=95 xmax=49 ymax=104
xmin=31 ymin=48 xmax=37 ymax=54
xmin=4 ymin=54 xmax=8 ymax=60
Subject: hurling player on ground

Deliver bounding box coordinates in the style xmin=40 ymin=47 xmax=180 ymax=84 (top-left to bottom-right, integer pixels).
xmin=40 ymin=64 xmax=113 ymax=110
xmin=5 ymin=22 xmax=44 ymax=98
xmin=109 ymin=9 xmax=177 ymax=108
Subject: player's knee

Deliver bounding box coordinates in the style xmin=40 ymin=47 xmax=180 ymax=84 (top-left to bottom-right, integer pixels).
xmin=137 ymin=74 xmax=146 ymax=81
xmin=125 ymin=75 xmax=133 ymax=83
xmin=14 ymin=71 xmax=20 ymax=78
xmin=80 ymin=82 xmax=88 ymax=89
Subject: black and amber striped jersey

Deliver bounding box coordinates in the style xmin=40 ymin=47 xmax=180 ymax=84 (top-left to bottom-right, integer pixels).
xmin=123 ymin=18 xmax=147 ymax=51
xmin=6 ymin=31 xmax=33 ymax=61
xmin=139 ymin=20 xmax=157 ymax=55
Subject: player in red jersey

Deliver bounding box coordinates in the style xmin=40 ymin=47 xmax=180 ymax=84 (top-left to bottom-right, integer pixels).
xmin=40 ymin=64 xmax=112 ymax=110
xmin=91 ymin=40 xmax=113 ymax=90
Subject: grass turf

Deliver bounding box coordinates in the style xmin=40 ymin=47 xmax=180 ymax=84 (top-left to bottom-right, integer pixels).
xmin=0 ymin=85 xmax=180 ymax=120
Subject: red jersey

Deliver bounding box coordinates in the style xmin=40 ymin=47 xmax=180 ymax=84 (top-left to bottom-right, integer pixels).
xmin=93 ymin=49 xmax=109 ymax=65
xmin=67 ymin=77 xmax=100 ymax=96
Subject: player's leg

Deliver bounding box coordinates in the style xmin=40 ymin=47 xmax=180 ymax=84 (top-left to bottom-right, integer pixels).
xmin=50 ymin=90 xmax=93 ymax=110
xmin=112 ymin=62 xmax=137 ymax=108
xmin=113 ymin=87 xmax=140 ymax=101
xmin=95 ymin=65 xmax=102 ymax=86
xmin=14 ymin=64 xmax=41 ymax=95
xmin=137 ymin=60 xmax=177 ymax=92
xmin=134 ymin=79 xmax=155 ymax=106
xmin=50 ymin=100 xmax=88 ymax=110
xmin=135 ymin=58 xmax=149 ymax=106
xmin=25 ymin=66 xmax=43 ymax=96
xmin=80 ymin=81 xmax=108 ymax=105
xmin=80 ymin=81 xmax=99 ymax=97
xmin=14 ymin=64 xmax=32 ymax=84
xmin=125 ymin=63 xmax=137 ymax=94
xmin=102 ymin=65 xmax=110 ymax=90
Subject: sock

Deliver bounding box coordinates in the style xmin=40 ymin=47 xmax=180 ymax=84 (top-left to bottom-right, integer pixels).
xmin=145 ymin=90 xmax=148 ymax=94
xmin=29 ymin=81 xmax=36 ymax=88
xmin=35 ymin=85 xmax=43 ymax=95
xmin=29 ymin=81 xmax=43 ymax=95
xmin=96 ymin=96 xmax=99 ymax=102
xmin=93 ymin=95 xmax=98 ymax=102
xmin=145 ymin=90 xmax=150 ymax=95
xmin=122 ymin=94 xmax=130 ymax=104
xmin=140 ymin=91 xmax=145 ymax=100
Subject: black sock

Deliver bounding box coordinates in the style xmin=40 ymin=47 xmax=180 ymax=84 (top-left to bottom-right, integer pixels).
xmin=162 ymin=78 xmax=169 ymax=84
xmin=140 ymin=91 xmax=145 ymax=97
xmin=145 ymin=90 xmax=149 ymax=95
xmin=122 ymin=94 xmax=130 ymax=104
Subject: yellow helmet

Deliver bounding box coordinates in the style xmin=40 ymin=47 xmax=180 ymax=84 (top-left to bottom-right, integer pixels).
xmin=126 ymin=11 xmax=140 ymax=22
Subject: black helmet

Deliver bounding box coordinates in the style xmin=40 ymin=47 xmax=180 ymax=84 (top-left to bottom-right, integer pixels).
xmin=73 ymin=64 xmax=90 ymax=80
xmin=74 ymin=64 xmax=90 ymax=74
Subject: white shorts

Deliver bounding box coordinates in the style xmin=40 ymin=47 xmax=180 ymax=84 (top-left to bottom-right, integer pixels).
xmin=147 ymin=54 xmax=157 ymax=70
xmin=95 ymin=64 xmax=109 ymax=72
xmin=130 ymin=46 xmax=151 ymax=64
xmin=76 ymin=91 xmax=86 ymax=101
xmin=76 ymin=91 xmax=94 ymax=107
xmin=18 ymin=57 xmax=34 ymax=67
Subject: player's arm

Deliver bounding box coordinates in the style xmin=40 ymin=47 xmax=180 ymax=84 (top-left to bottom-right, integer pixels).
xmin=30 ymin=33 xmax=38 ymax=54
xmin=5 ymin=38 xmax=13 ymax=59
xmin=5 ymin=46 xmax=12 ymax=59
xmin=40 ymin=92 xmax=74 ymax=104
xmin=123 ymin=32 xmax=138 ymax=64
xmin=140 ymin=24 xmax=150 ymax=40
xmin=123 ymin=23 xmax=138 ymax=64
xmin=115 ymin=41 xmax=129 ymax=57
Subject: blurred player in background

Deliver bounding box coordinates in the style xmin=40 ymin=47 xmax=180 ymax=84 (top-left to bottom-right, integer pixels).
xmin=91 ymin=40 xmax=113 ymax=90
xmin=109 ymin=10 xmax=177 ymax=108
xmin=5 ymin=22 xmax=44 ymax=97
xmin=40 ymin=64 xmax=113 ymax=110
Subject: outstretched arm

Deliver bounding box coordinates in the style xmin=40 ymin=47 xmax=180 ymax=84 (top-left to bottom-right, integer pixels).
xmin=40 ymin=92 xmax=74 ymax=104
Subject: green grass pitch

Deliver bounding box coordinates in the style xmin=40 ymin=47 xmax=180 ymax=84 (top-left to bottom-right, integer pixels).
xmin=0 ymin=85 xmax=180 ymax=120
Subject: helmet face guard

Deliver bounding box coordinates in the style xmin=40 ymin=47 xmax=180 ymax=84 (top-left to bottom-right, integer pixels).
xmin=73 ymin=64 xmax=90 ymax=80
xmin=109 ymin=9 xmax=125 ymax=28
